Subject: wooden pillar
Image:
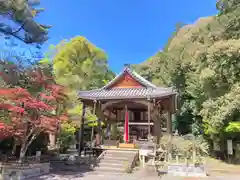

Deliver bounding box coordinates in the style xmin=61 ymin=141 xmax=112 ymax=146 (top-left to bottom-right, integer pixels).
xmin=158 ymin=107 xmax=164 ymax=146
xmin=96 ymin=117 xmax=101 ymax=146
xmin=167 ymin=111 xmax=173 ymax=160
xmin=78 ymin=102 xmax=86 ymax=156
xmin=152 ymin=108 xmax=161 ymax=146
xmin=147 ymin=99 xmax=151 ymax=139
xmin=107 ymin=122 xmax=111 ymax=140
xmin=91 ymin=100 xmax=97 ymax=142
xmin=96 ymin=102 xmax=104 ymax=146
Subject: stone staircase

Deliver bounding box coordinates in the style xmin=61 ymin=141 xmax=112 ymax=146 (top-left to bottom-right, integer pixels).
xmin=93 ymin=149 xmax=138 ymax=174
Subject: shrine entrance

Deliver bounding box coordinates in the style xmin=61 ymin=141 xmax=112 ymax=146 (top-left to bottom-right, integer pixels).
xmin=130 ymin=126 xmax=151 ymax=141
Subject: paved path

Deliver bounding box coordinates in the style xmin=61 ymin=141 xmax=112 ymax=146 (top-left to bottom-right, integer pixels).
xmin=37 ymin=172 xmax=240 ymax=180
xmin=37 ymin=171 xmax=159 ymax=180
xmin=36 ymin=166 xmax=240 ymax=180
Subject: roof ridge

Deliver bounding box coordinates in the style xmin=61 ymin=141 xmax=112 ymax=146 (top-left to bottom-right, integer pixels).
xmin=102 ymin=66 xmax=157 ymax=89
xmin=126 ymin=68 xmax=156 ymax=88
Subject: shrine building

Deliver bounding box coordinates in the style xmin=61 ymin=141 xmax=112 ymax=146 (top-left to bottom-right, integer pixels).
xmin=78 ymin=64 xmax=177 ymax=145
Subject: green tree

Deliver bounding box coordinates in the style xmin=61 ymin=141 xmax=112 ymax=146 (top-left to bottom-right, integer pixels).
xmin=52 ymin=36 xmax=114 ymax=125
xmin=58 ymin=121 xmax=76 ymax=153
xmin=216 ymin=0 xmax=240 ymax=14
xmin=135 ymin=0 xmax=240 ymax=146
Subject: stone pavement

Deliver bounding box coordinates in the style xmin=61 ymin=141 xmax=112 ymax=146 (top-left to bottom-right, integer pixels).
xmin=36 ymin=166 xmax=240 ymax=180
xmin=36 ymin=170 xmax=160 ymax=180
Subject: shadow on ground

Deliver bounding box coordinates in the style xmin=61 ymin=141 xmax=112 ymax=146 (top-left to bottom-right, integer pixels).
xmin=35 ymin=162 xmax=94 ymax=179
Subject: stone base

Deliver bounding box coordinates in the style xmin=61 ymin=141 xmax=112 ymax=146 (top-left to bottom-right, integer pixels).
xmin=167 ymin=164 xmax=207 ymax=177
xmin=0 ymin=162 xmax=50 ymax=180
xmin=119 ymin=143 xmax=135 ymax=149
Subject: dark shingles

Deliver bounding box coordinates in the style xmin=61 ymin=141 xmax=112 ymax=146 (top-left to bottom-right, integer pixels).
xmin=78 ymin=67 xmax=176 ymax=100
xmin=78 ymin=87 xmax=176 ymax=100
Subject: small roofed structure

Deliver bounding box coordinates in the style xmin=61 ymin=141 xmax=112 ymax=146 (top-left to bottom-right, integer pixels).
xmin=78 ymin=64 xmax=177 ymax=155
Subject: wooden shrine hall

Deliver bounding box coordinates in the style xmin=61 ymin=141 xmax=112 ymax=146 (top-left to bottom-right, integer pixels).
xmin=78 ymin=64 xmax=177 ymax=150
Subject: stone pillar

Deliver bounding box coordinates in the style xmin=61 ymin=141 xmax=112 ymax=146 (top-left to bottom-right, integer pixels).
xmin=49 ymin=133 xmax=56 ymax=149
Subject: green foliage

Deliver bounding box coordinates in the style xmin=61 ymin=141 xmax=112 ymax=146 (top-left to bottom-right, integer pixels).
xmin=53 ymin=36 xmax=113 ymax=90
xmin=200 ymin=83 xmax=240 ymax=139
xmin=225 ymin=122 xmax=240 ymax=133
xmin=58 ymin=121 xmax=76 ymax=153
xmin=52 ymin=36 xmax=114 ymax=126
xmin=216 ymin=0 xmax=240 ymax=14
xmin=135 ymin=1 xmax=240 ymax=143
xmin=110 ymin=123 xmax=122 ymax=141
xmin=160 ymin=134 xmax=209 ymax=158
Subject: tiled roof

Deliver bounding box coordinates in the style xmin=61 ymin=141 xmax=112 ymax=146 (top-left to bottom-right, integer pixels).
xmin=78 ymin=87 xmax=176 ymax=100
xmin=78 ymin=66 xmax=176 ymax=100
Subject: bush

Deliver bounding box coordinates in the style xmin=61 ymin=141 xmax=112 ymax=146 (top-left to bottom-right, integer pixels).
xmin=160 ymin=134 xmax=210 ymax=159
xmin=57 ymin=122 xmax=76 ymax=153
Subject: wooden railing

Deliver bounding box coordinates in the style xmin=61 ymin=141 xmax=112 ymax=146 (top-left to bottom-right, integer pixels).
xmin=94 ymin=150 xmax=106 ymax=167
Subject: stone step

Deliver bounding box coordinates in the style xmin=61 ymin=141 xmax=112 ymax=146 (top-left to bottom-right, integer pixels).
xmin=101 ymin=157 xmax=131 ymax=163
xmin=94 ymin=166 xmax=126 ymax=173
xmin=104 ymin=155 xmax=133 ymax=159
xmin=98 ymin=162 xmax=125 ymax=168
xmin=105 ymin=151 xmax=137 ymax=155
xmin=100 ymin=159 xmax=129 ymax=164
xmin=105 ymin=152 xmax=136 ymax=155
xmin=86 ymin=171 xmax=124 ymax=176
xmin=93 ymin=149 xmax=138 ymax=175
xmin=106 ymin=150 xmax=137 ymax=153
xmin=104 ymin=154 xmax=134 ymax=159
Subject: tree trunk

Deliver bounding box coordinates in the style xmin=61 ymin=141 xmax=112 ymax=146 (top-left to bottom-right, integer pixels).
xmin=18 ymin=143 xmax=27 ymax=163
xmin=18 ymin=131 xmax=40 ymax=163
xmin=12 ymin=140 xmax=17 ymax=155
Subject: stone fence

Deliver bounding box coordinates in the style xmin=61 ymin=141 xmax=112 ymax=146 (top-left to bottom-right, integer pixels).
xmin=0 ymin=162 xmax=50 ymax=180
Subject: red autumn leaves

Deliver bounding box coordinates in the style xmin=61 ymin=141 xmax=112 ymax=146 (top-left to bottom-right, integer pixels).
xmin=0 ymin=67 xmax=67 ymax=140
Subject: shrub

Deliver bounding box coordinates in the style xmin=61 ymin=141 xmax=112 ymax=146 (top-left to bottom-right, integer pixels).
xmin=58 ymin=122 xmax=76 ymax=153
xmin=160 ymin=134 xmax=209 ymax=159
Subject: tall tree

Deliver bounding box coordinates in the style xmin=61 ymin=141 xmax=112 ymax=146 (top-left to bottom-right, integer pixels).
xmin=0 ymin=0 xmax=51 ymax=44
xmin=52 ymin=36 xmax=114 ymax=124
xmin=216 ymin=0 xmax=240 ymax=14
xmin=0 ymin=63 xmax=67 ymax=162
xmin=53 ymin=36 xmax=113 ymax=90
xmin=135 ymin=0 xmax=240 ymax=145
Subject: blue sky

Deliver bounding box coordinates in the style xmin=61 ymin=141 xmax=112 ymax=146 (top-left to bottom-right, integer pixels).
xmin=37 ymin=0 xmax=218 ymax=73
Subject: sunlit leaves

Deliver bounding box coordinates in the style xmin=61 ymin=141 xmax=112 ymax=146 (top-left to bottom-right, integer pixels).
xmin=225 ymin=122 xmax=240 ymax=133
xmin=53 ymin=36 xmax=110 ymax=90
xmin=135 ymin=2 xmax=240 ymax=140
xmin=216 ymin=0 xmax=240 ymax=14
xmin=200 ymin=83 xmax=240 ymax=138
xmin=52 ymin=36 xmax=114 ymax=126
